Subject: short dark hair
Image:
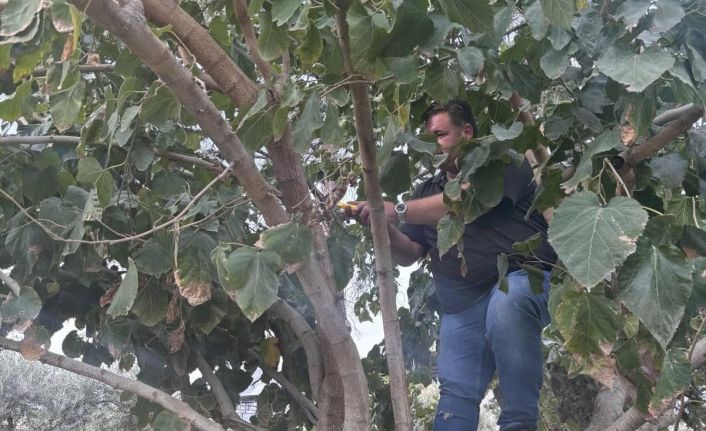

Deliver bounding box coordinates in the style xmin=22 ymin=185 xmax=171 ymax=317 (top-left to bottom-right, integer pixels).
xmin=422 ymin=99 xmax=477 ymax=135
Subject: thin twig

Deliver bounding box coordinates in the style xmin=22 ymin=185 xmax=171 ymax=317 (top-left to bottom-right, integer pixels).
xmin=0 ymin=270 xmax=22 ymax=296
xmin=604 ymin=158 xmax=632 ymax=197
xmin=674 ymin=312 xmax=706 ymax=431
xmin=0 ymin=162 xmax=234 ymax=246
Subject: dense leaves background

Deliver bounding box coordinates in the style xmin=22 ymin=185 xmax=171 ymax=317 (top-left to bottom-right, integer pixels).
xmin=1 ymin=0 xmax=706 ymax=429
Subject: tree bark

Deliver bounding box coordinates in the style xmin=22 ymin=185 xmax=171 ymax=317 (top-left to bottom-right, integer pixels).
xmin=194 ymin=352 xmax=240 ymax=425
xmin=335 ymin=3 xmax=412 ymax=431
xmin=70 ymin=2 xmax=370 ymax=429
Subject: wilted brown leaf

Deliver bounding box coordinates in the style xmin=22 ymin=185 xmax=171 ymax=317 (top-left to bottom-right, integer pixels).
xmin=174 ymin=270 xmax=211 ymax=306
xmin=100 ymin=285 xmax=118 ymax=308
xmin=165 ymin=295 xmax=180 ymax=324
xmin=620 ymin=124 xmax=636 ymax=146
xmin=169 ymin=320 xmax=185 ymax=353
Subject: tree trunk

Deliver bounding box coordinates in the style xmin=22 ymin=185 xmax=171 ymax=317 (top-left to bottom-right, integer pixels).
xmin=334 ymin=2 xmax=412 ymax=430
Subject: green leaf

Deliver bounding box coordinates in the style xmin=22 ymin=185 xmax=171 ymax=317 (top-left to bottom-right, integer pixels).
xmin=257 ymin=10 xmax=288 ymax=61
xmin=457 ymin=46 xmax=484 ymax=78
xmin=134 ymin=239 xmax=172 ymax=276
xmin=549 ymin=192 xmax=648 ymax=289
xmin=327 ymin=223 xmax=359 ymax=290
xmin=0 ymin=80 xmax=32 ymax=121
xmin=321 ymin=102 xmax=345 ymax=147
xmin=397 ymin=132 xmax=436 ymax=156
xmin=540 ymin=42 xmax=577 ymax=80
xmin=347 ymin=3 xmax=388 ymax=68
xmin=524 ymin=0 xmax=550 ymax=40
xmin=651 ymin=348 xmax=690 ymax=406
xmin=491 ymin=122 xmax=523 ymax=141
xmin=563 ymin=128 xmax=622 ymax=190
xmin=0 ymin=286 xmax=42 ymax=322
xmin=139 ymin=84 xmax=182 ymax=126
xmin=596 ymin=45 xmax=675 ymax=93
xmin=272 ymin=0 xmax=300 ymax=25
xmin=299 ymin=23 xmax=323 ymax=65
xmin=380 ymin=0 xmax=434 ymax=57
xmin=0 ymin=0 xmax=42 ymax=37
xmin=107 ymin=258 xmax=139 ymax=317
xmin=152 ymin=410 xmax=189 ymax=431
xmin=461 ymin=160 xmax=505 ymax=223
xmin=650 ymin=154 xmax=688 ymax=189
xmin=49 ymin=79 xmax=86 ymax=132
xmin=651 ymin=0 xmax=684 ymax=33
xmin=238 ymin=110 xmax=274 ymax=152
xmin=292 ymin=91 xmax=324 ymax=152
xmin=666 ymin=197 xmax=699 ymax=227
xmin=390 ymin=56 xmax=420 ymax=84
xmin=220 ymin=247 xmax=282 ymax=321
xmin=260 ymin=222 xmax=313 ymax=264
xmin=554 ymin=289 xmax=621 ymax=354
xmin=437 ymin=0 xmax=494 ymax=36
xmin=615 ymin=0 xmax=649 ymax=27
xmin=512 ymin=233 xmax=544 ymax=256
xmin=132 ymin=282 xmax=168 ymax=327
xmin=618 ymin=242 xmax=692 ymax=349
xmin=175 ymin=247 xmax=212 ymax=306
xmin=571 ymin=106 xmax=603 ymax=133
xmin=423 ymin=60 xmax=461 ymax=102
xmin=436 ymin=214 xmax=464 ymax=257
xmin=379 ymin=151 xmax=411 ymax=198
xmin=77 ymin=157 xmax=115 ymax=207
xmin=539 ymin=0 xmax=574 ymax=30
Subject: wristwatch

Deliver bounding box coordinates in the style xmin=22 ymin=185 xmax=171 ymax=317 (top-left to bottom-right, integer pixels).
xmin=394 ymin=201 xmax=407 ymax=224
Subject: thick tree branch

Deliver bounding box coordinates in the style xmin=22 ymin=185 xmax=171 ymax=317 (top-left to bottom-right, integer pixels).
xmin=33 ymin=64 xmax=116 ymax=76
xmin=249 ymin=349 xmax=319 ymax=424
xmin=0 ymin=338 xmax=228 ymax=431
xmin=0 ymin=135 xmax=82 ymax=146
xmin=0 ymin=270 xmax=22 ymax=296
xmin=194 ymin=352 xmax=241 ymax=425
xmin=270 ymin=299 xmax=323 ymax=399
xmin=67 ymin=0 xmax=288 ymax=227
xmin=335 ymin=3 xmax=411 ymax=431
xmin=617 ymin=105 xmax=704 ymax=168
xmin=232 ymin=0 xmax=273 ymax=82
xmin=653 ymin=104 xmax=700 ymax=127
xmin=142 ymin=0 xmax=257 ymax=108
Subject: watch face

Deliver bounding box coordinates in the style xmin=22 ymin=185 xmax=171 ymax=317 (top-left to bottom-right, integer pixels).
xmin=395 ymin=202 xmax=406 ymax=213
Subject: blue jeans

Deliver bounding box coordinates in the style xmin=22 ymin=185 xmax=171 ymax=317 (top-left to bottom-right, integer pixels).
xmin=433 ymin=270 xmax=551 ymax=431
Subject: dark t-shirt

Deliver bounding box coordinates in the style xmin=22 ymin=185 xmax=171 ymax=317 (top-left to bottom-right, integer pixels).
xmin=399 ymin=159 xmax=557 ymax=314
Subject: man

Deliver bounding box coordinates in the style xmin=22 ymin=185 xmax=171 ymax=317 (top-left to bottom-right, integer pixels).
xmin=352 ymin=100 xmax=557 ymax=431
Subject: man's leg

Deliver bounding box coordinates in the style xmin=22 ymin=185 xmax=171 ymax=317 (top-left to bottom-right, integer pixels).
xmin=486 ymin=270 xmax=551 ymax=431
xmin=433 ymin=293 xmax=495 ymax=431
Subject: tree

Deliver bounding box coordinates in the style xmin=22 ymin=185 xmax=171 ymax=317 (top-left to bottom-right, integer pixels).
xmin=0 ymin=0 xmax=705 ymax=430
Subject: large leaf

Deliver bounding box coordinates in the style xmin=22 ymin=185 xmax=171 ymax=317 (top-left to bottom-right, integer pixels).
xmin=0 ymin=0 xmax=42 ymax=37
xmin=423 ymin=60 xmax=461 ymax=102
xmin=436 ymin=214 xmax=464 ymax=257
xmin=380 ymin=0 xmax=434 ymax=57
xmin=257 ymin=10 xmax=288 ymax=61
xmin=0 ymin=285 xmax=42 ymax=322
xmin=49 ymin=79 xmax=86 ymax=132
xmin=618 ymin=242 xmax=692 ymax=349
xmin=651 ymin=0 xmax=684 ymax=33
xmin=615 ymin=0 xmax=649 ymax=27
xmin=539 ymin=0 xmax=574 ymax=30
xmin=437 ymin=0 xmax=494 ymax=36
xmin=525 ymin=0 xmax=550 ymax=40
xmin=651 ymin=348 xmax=691 ymax=406
xmin=596 ymin=45 xmax=675 ymax=92
xmin=131 ymin=282 xmax=168 ymax=327
xmin=219 ymin=247 xmax=282 ymax=321
xmin=134 ymin=239 xmax=172 ymax=276
xmin=650 ymin=154 xmax=688 ymax=189
xmin=139 ymin=84 xmax=181 ymax=126
xmin=554 ymin=288 xmax=621 ymax=354
xmin=175 ymin=247 xmax=212 ymax=306
xmin=152 ymin=410 xmax=189 ymax=431
xmin=299 ymin=23 xmax=323 ymax=65
xmin=77 ymin=157 xmax=115 ymax=207
xmin=549 ymin=192 xmax=648 ymax=289
xmin=292 ymin=91 xmax=324 ymax=152
xmin=107 ymin=258 xmax=139 ymax=317
xmin=260 ymin=222 xmax=313 ymax=264
xmin=0 ymin=80 xmax=32 ymax=121
xmin=271 ymin=0 xmax=299 ymax=25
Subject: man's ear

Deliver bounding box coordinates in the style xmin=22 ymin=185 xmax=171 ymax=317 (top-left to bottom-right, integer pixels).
xmin=462 ymin=123 xmax=474 ymax=139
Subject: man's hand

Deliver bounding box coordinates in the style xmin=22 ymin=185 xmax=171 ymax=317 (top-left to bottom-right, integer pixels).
xmin=346 ymin=201 xmax=398 ymax=226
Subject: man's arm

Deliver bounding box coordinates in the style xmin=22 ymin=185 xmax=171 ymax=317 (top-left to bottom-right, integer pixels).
xmin=351 ymin=193 xmax=448 ymax=226
xmin=388 ymin=224 xmax=427 ymax=266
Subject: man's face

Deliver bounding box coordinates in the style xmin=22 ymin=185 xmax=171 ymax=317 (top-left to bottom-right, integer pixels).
xmin=425 ymin=112 xmax=474 ymax=154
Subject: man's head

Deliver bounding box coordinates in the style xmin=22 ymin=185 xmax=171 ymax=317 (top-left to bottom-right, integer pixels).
xmin=422 ymin=100 xmax=477 ymax=154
